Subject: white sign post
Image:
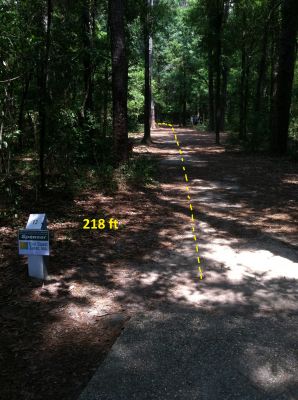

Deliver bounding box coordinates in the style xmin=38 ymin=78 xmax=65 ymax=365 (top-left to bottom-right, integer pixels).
xmin=19 ymin=214 xmax=49 ymax=280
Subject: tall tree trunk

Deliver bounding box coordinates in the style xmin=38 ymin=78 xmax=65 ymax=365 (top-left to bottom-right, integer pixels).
xmin=239 ymin=9 xmax=247 ymax=140
xmin=208 ymin=48 xmax=215 ymax=132
xmin=18 ymin=73 xmax=31 ymax=141
xmin=269 ymin=3 xmax=280 ymax=139
xmin=182 ymin=97 xmax=187 ymax=126
xmin=219 ymin=0 xmax=230 ymax=133
xmin=255 ymin=24 xmax=269 ymax=114
xmin=109 ymin=0 xmax=128 ymax=163
xmin=142 ymin=0 xmax=154 ymax=144
xmin=253 ymin=9 xmax=270 ymax=146
xmin=214 ymin=0 xmax=223 ymax=144
xmin=38 ymin=0 xmax=52 ymax=191
xmin=244 ymin=63 xmax=250 ymax=135
xmin=102 ymin=63 xmax=109 ymax=137
xmin=220 ymin=62 xmax=228 ymax=132
xmin=182 ymin=61 xmax=187 ymax=126
xmin=150 ymin=0 xmax=155 ymax=131
xmin=271 ymin=0 xmax=298 ymax=155
xmin=81 ymin=0 xmax=93 ymax=120
xmin=151 ymin=99 xmax=156 ymax=129
xmin=0 ymin=87 xmax=9 ymax=174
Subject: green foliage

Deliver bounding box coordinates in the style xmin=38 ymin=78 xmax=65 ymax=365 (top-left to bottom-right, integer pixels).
xmin=153 ymin=2 xmax=208 ymax=122
xmin=289 ymin=118 xmax=298 ymax=159
xmin=118 ymin=156 xmax=158 ymax=186
xmin=76 ymin=156 xmax=158 ymax=194
xmin=0 ymin=174 xmax=22 ymax=220
xmin=128 ymin=66 xmax=144 ymax=131
xmin=0 ymin=0 xmax=297 ymax=218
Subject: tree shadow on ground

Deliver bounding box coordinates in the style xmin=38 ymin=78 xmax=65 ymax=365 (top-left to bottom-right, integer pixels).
xmin=0 ymin=129 xmax=297 ymax=400
xmin=79 ymin=302 xmax=298 ymax=400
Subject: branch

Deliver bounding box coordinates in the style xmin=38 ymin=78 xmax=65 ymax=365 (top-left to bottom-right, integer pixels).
xmin=0 ymin=76 xmax=21 ymax=84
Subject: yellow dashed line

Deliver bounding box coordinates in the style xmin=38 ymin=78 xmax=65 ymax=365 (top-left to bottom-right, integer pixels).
xmin=157 ymin=122 xmax=204 ymax=281
xmin=198 ymin=267 xmax=203 ymax=280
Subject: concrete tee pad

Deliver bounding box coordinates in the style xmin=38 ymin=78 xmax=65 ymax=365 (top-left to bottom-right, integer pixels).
xmin=78 ymin=307 xmax=298 ymax=400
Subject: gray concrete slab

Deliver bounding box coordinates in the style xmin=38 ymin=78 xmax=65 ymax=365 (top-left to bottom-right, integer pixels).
xmin=78 ymin=307 xmax=298 ymax=400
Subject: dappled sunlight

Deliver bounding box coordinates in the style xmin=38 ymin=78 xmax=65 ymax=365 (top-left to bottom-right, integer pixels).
xmin=281 ymin=174 xmax=298 ymax=185
xmin=202 ymin=239 xmax=298 ymax=281
xmin=15 ymin=127 xmax=296 ymax=322
xmin=1 ymin=128 xmax=297 ymax=399
xmin=243 ymin=346 xmax=298 ymax=392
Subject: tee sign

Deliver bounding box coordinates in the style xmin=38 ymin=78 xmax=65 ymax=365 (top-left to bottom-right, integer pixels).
xmin=18 ymin=229 xmax=49 ymax=256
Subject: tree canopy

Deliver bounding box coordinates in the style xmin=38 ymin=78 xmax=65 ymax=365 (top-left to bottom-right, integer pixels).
xmin=0 ymin=0 xmax=297 ymax=205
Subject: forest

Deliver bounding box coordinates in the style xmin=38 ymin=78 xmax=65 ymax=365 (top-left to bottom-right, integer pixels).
xmin=0 ymin=1 xmax=298 ymax=400
xmin=1 ymin=0 xmax=297 ymax=205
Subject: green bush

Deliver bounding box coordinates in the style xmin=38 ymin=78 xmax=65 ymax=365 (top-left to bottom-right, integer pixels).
xmin=116 ymin=156 xmax=158 ymax=187
xmin=289 ymin=118 xmax=298 ymax=159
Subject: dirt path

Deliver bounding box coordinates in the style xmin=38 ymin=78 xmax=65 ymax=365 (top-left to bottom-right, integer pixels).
xmin=1 ymin=127 xmax=298 ymax=399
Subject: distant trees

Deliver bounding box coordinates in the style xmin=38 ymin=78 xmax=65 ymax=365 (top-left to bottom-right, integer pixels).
xmin=153 ymin=1 xmax=206 ymax=126
xmin=188 ymin=0 xmax=298 ymax=154
xmin=0 ymin=0 xmax=297 ymax=205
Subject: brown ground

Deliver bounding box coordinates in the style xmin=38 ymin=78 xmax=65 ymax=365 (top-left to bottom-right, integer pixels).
xmin=0 ymin=128 xmax=297 ymax=400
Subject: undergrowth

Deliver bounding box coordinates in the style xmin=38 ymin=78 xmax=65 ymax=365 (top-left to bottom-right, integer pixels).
xmin=0 ymin=154 xmax=159 ymax=221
